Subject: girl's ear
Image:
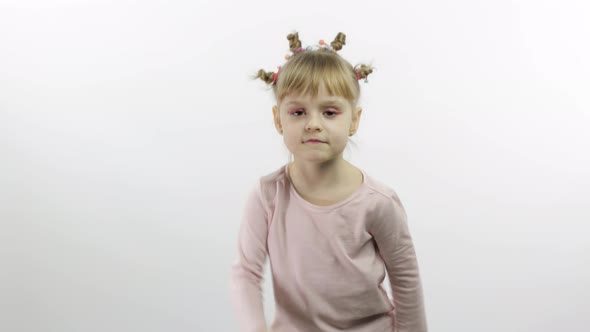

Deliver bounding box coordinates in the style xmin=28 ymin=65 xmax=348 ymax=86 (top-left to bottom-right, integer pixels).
xmin=272 ymin=105 xmax=283 ymax=134
xmin=353 ymin=106 xmax=362 ymax=121
xmin=351 ymin=107 xmax=362 ymax=133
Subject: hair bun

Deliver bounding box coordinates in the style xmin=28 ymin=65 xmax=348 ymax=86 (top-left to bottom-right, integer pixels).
xmin=330 ymin=32 xmax=346 ymax=51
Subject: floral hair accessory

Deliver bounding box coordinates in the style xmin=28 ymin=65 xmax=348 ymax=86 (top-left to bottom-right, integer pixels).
xmin=284 ymin=39 xmax=337 ymax=60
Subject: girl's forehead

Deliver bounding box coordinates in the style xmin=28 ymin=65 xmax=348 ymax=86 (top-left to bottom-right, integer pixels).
xmin=283 ymin=95 xmax=346 ymax=105
xmin=280 ymin=82 xmax=354 ymax=107
xmin=282 ymin=90 xmax=347 ymax=103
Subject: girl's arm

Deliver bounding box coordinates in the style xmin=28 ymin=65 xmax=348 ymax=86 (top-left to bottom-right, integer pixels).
xmin=229 ymin=183 xmax=270 ymax=332
xmin=370 ymin=193 xmax=428 ymax=332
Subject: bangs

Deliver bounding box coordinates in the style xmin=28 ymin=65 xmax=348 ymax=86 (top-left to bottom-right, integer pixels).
xmin=275 ymin=51 xmax=358 ymax=104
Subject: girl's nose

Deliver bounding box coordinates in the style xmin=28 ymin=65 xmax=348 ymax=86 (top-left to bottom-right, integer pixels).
xmin=305 ymin=113 xmax=322 ymax=131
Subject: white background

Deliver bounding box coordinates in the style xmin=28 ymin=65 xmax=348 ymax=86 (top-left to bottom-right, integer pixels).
xmin=1 ymin=0 xmax=589 ymax=331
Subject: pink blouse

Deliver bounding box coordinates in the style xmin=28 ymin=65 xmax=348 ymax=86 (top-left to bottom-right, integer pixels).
xmin=230 ymin=163 xmax=427 ymax=332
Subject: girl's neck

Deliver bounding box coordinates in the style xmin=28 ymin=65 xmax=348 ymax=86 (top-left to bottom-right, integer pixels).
xmin=287 ymin=158 xmax=353 ymax=192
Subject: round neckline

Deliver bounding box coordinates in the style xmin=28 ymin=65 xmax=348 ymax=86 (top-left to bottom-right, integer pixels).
xmin=284 ymin=163 xmax=367 ymax=212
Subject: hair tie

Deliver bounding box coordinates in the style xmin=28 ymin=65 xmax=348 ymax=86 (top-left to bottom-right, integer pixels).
xmin=272 ymin=66 xmax=282 ymax=84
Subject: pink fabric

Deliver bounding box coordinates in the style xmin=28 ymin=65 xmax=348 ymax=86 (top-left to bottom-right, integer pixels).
xmin=230 ymin=163 xmax=427 ymax=332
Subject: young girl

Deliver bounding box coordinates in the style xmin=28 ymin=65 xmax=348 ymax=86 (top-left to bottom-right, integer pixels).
xmin=230 ymin=32 xmax=427 ymax=332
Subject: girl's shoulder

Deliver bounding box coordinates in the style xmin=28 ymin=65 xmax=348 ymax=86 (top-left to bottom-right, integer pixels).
xmin=356 ymin=168 xmax=405 ymax=206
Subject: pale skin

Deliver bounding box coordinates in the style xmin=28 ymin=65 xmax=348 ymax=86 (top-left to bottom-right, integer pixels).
xmin=272 ymin=83 xmax=364 ymax=205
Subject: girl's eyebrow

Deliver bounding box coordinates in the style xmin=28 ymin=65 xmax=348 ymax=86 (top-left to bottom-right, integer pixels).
xmin=285 ymin=98 xmax=345 ymax=107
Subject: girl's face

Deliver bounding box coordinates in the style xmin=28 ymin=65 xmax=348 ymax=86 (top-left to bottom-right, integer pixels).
xmin=272 ymin=83 xmax=361 ymax=164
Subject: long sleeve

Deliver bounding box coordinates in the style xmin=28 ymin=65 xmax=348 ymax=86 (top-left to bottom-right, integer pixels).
xmin=229 ymin=183 xmax=270 ymax=332
xmin=370 ymin=194 xmax=428 ymax=332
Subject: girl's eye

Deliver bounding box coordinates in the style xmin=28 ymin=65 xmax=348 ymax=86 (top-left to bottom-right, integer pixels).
xmin=290 ymin=109 xmax=338 ymax=117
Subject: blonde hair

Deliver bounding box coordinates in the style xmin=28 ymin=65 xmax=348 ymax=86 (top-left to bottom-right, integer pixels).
xmin=253 ymin=32 xmax=374 ymax=107
xmin=252 ymin=31 xmax=374 ymax=164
